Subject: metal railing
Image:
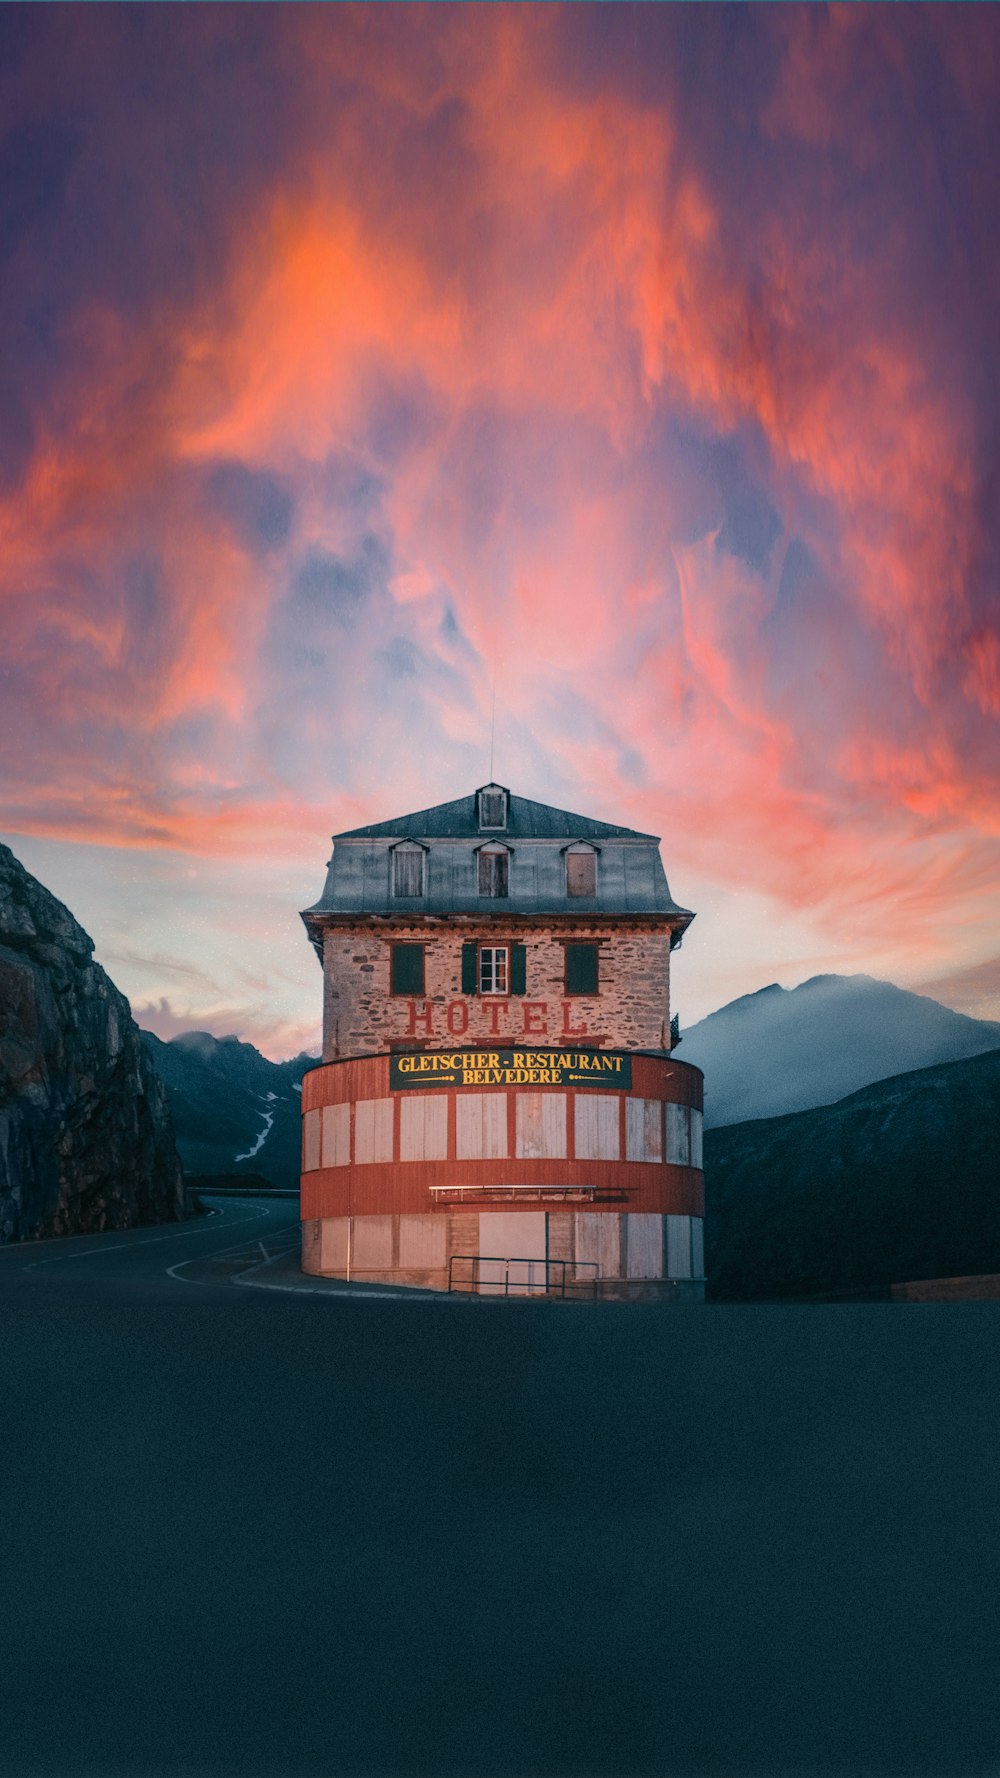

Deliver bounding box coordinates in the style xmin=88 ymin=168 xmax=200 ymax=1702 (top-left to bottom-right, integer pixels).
xmin=448 ymin=1254 xmax=599 ymax=1300
xmin=670 ymin=1012 xmax=681 ymax=1049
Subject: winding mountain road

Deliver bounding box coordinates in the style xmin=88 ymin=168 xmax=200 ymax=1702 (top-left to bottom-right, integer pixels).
xmin=0 ymin=1194 xmax=441 ymax=1303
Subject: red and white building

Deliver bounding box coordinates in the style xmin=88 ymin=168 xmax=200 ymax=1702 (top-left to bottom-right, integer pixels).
xmin=299 ymin=783 xmax=704 ymax=1298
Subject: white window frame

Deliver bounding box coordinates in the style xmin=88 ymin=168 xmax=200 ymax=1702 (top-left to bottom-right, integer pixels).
xmin=479 ymin=945 xmax=509 ymax=995
xmin=391 ymin=842 xmax=425 ymax=898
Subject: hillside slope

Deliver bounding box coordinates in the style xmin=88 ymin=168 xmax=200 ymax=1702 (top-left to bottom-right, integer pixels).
xmin=704 ymin=1047 xmax=1000 ymax=1300
xmin=141 ymin=1030 xmax=316 ymax=1191
xmin=680 ymin=973 xmax=1000 ymax=1126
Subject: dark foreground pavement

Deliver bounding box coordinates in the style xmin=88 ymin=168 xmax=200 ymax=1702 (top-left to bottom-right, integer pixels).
xmin=2 ymin=1208 xmax=999 ymax=1777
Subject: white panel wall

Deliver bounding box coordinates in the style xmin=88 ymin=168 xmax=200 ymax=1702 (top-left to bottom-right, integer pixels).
xmin=455 ymin=1093 xmax=508 ymax=1160
xmin=302 ymin=1108 xmax=321 ymax=1172
xmin=320 ymin=1217 xmax=350 ymax=1272
xmin=398 ymin=1215 xmax=447 ymax=1269
xmin=575 ymin=1211 xmax=620 ymax=1279
xmin=666 ymin=1214 xmax=693 ymax=1279
xmin=354 ymin=1097 xmax=394 ymax=1164
xmin=516 ymin=1093 xmax=567 ymax=1159
xmin=626 ymin=1098 xmax=663 ymax=1162
xmin=399 ymin=1093 xmax=448 ymax=1162
xmin=626 ymin=1213 xmax=663 ymax=1278
xmin=321 ymin=1103 xmax=351 ymax=1168
xmin=690 ymin=1108 xmax=703 ymax=1169
xmin=691 ymin=1217 xmax=705 ymax=1280
xmin=353 ymin=1215 xmax=393 ymax=1269
xmin=574 ymin=1093 xmax=620 ymax=1160
xmin=479 ymin=1211 xmax=547 ymax=1294
xmin=664 ymin=1102 xmax=691 ymax=1166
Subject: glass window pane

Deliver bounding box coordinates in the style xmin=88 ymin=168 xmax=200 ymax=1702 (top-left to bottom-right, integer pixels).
xmin=480 ymin=947 xmax=508 ymax=994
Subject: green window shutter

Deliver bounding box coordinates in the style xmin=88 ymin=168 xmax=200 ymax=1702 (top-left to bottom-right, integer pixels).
xmin=391 ymin=943 xmax=424 ymax=995
xmin=510 ymin=943 xmax=527 ymax=996
xmin=565 ymin=943 xmax=598 ymax=996
xmin=461 ymin=942 xmax=478 ymax=994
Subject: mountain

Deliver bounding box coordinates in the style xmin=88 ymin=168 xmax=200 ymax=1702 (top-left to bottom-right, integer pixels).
xmin=0 ymin=844 xmax=184 ymax=1242
xmin=679 ymin=973 xmax=1000 ymax=1126
xmin=704 ymin=1048 xmax=1000 ymax=1301
xmin=141 ymin=1030 xmax=317 ymax=1191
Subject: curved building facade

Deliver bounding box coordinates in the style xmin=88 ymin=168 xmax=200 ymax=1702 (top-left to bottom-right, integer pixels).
xmin=299 ymin=783 xmax=705 ymax=1299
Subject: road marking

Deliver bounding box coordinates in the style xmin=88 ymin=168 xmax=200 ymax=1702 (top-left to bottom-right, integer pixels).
xmin=20 ymin=1201 xmax=290 ymax=1271
xmin=166 ymin=1221 xmax=301 ymax=1285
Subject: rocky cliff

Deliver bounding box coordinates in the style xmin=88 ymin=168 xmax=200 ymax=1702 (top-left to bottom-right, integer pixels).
xmin=0 ymin=844 xmax=184 ymax=1241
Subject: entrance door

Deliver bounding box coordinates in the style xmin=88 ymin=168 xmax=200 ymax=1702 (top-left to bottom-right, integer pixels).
xmin=478 ymin=1211 xmax=547 ymax=1295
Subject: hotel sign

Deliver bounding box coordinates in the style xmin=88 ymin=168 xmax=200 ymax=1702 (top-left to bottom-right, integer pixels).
xmin=390 ymin=1048 xmax=633 ymax=1090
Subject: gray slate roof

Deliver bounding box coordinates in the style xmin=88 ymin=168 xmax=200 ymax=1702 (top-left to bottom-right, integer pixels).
xmin=303 ymin=785 xmax=694 ymax=928
xmin=332 ymin=789 xmax=658 ymax=843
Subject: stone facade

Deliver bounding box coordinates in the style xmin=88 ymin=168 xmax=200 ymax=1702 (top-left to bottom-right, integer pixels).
xmin=322 ymin=923 xmax=673 ymax=1061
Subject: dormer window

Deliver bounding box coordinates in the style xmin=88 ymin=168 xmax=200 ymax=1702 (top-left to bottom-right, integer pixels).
xmin=391 ymin=842 xmax=426 ymax=898
xmin=478 ymin=784 xmax=507 ymax=830
xmin=478 ymin=843 xmax=509 ymax=898
xmin=565 ymin=843 xmax=597 ymax=898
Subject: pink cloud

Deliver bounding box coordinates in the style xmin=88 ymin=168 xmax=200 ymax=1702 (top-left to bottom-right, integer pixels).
xmin=2 ymin=2 xmax=999 ymax=1008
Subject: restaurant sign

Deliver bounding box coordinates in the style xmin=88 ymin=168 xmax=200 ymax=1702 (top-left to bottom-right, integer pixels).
xmin=390 ymin=1048 xmax=633 ymax=1091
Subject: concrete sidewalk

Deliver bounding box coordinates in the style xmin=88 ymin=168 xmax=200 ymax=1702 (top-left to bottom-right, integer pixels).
xmin=233 ymin=1244 xmax=456 ymax=1300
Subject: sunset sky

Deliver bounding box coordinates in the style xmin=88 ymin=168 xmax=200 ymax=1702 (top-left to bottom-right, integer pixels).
xmin=2 ymin=3 xmax=999 ymax=1058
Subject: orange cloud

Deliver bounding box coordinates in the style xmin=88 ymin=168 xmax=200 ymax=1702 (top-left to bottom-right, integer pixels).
xmin=2 ymin=1 xmax=999 ymax=1010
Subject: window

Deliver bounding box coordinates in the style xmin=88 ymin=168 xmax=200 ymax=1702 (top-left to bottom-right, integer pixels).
xmin=478 ymin=785 xmax=507 ymax=829
xmin=462 ymin=941 xmax=525 ymax=994
xmin=565 ymin=942 xmax=598 ymax=995
xmin=480 ymin=946 xmax=508 ymax=995
xmin=478 ymin=845 xmax=509 ymax=898
xmin=566 ymin=847 xmax=597 ymax=898
xmin=391 ymin=942 xmax=425 ymax=995
xmin=392 ymin=844 xmax=425 ymax=897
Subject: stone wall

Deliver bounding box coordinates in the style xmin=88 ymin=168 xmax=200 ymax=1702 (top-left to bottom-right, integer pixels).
xmin=322 ymin=924 xmax=672 ymax=1060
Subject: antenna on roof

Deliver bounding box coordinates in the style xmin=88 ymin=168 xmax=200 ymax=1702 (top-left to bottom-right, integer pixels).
xmin=488 ymin=642 xmax=498 ymax=782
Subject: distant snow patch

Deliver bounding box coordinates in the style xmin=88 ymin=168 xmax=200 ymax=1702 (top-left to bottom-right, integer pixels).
xmin=236 ymin=1108 xmax=275 ymax=1162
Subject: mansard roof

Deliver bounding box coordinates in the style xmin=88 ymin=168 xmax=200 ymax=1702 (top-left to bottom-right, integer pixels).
xmin=302 ymin=785 xmax=694 ymax=932
xmin=332 ymin=786 xmax=658 ymax=844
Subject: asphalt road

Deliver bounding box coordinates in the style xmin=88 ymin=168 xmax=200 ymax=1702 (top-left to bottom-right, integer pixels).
xmin=2 ymin=1200 xmax=1000 ymax=1778
xmin=0 ymin=1194 xmax=445 ymax=1305
xmin=0 ymin=1195 xmax=305 ymax=1304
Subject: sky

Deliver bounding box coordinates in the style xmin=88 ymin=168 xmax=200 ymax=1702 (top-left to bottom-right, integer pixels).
xmin=2 ymin=3 xmax=999 ymax=1058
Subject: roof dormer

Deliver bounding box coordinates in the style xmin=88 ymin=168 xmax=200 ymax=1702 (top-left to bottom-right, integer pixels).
xmin=476 ymin=782 xmax=508 ymax=831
